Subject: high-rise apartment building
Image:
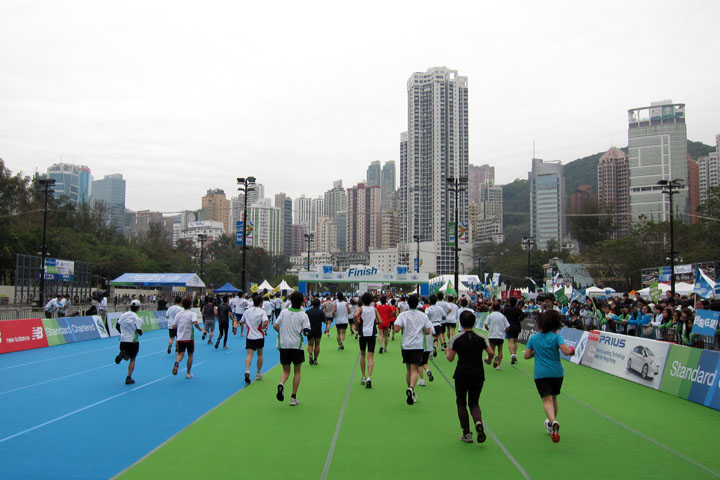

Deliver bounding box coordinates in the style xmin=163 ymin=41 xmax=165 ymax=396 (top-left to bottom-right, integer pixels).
xmin=597 ymin=147 xmax=630 ymax=239
xmin=46 ymin=163 xmax=93 ymax=204
xmin=293 ymin=195 xmax=312 ymax=228
xmin=381 ymin=212 xmax=399 ymax=249
xmin=290 ymin=224 xmax=307 ymax=256
xmin=90 ymin=173 xmax=126 ymax=232
xmin=529 ymin=158 xmax=565 ymax=250
xmin=315 ymin=217 xmax=338 ymax=253
xmin=698 ymin=134 xmax=720 ymax=204
xmin=346 ymin=182 xmax=381 ymax=253
xmin=474 ymin=181 xmax=503 ymax=243
xmin=570 ymin=185 xmax=595 ymax=214
xmin=311 ymin=197 xmax=324 ymax=233
xmin=323 ymin=181 xmax=347 ymax=219
xmin=399 ymin=66 xmax=469 ymax=274
xmin=381 ymin=161 xmax=396 ymax=211
xmin=367 ymin=161 xmax=381 ymax=187
xmin=628 ymin=100 xmax=688 ymax=222
xmin=335 ymin=211 xmax=347 ymax=253
xmin=247 ymin=199 xmax=281 ymax=254
xmin=202 ymin=189 xmax=231 ymax=235
xmin=468 ymin=164 xmax=495 ymax=205
xmin=274 ymin=193 xmax=293 ymax=255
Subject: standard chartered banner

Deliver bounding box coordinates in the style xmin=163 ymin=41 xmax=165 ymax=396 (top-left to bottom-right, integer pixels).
xmin=580 ymin=330 xmax=671 ymax=390
xmin=558 ymin=327 xmax=588 ymax=365
xmin=660 ymin=345 xmax=720 ymax=411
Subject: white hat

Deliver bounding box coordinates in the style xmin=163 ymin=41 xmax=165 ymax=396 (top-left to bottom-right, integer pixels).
xmin=130 ymin=299 xmax=142 ymax=308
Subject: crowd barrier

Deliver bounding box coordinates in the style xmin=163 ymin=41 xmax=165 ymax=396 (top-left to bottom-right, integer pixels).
xmin=0 ymin=309 xmax=185 ymax=354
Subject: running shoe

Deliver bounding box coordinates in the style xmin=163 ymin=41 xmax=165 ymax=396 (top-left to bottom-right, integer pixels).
xmin=511 ymin=354 xmax=517 ymax=365
xmin=379 ymin=347 xmax=384 ymax=354
xmin=475 ymin=421 xmax=486 ymax=443
xmin=361 ymin=376 xmax=367 ymax=385
xmin=202 ymin=332 xmax=206 ymax=341
xmin=115 ymin=352 xmax=124 ymax=364
xmin=289 ymin=397 xmax=299 ymax=406
xmin=433 ymin=346 xmax=437 ymax=357
xmin=412 ymin=392 xmax=418 ymax=403
xmin=384 ymin=346 xmax=388 ymax=353
xmin=406 ymin=388 xmax=414 ymax=405
xmin=276 ymin=383 xmax=285 ymax=402
xmin=366 ymin=379 xmax=372 ymax=389
xmin=186 ymin=373 xmax=193 ymax=379
xmin=244 ymin=372 xmax=251 ymax=384
xmin=167 ymin=346 xmax=172 ymax=354
xmin=418 ymin=379 xmax=426 ymax=387
xmin=125 ymin=376 xmax=135 ymax=385
xmin=207 ymin=339 xmax=212 ymax=345
xmin=427 ymin=370 xmax=434 ymax=382
xmin=495 ymin=366 xmax=501 ymax=371
xmin=255 ymin=373 xmax=263 ymax=381
xmin=215 ymin=341 xmax=219 ymax=349
xmin=544 ymin=419 xmax=552 ymax=436
xmin=460 ymin=433 xmax=473 ymax=443
xmin=493 ymin=356 xmax=499 ymax=368
xmin=551 ymin=421 xmax=560 ymax=443
xmin=172 ymin=362 xmax=179 ymax=376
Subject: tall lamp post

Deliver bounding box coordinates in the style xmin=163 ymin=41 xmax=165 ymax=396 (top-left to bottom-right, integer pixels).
xmin=447 ymin=176 xmax=468 ymax=296
xmin=304 ymin=232 xmax=314 ymax=271
xmin=197 ymin=234 xmax=208 ymax=282
xmin=237 ymin=176 xmax=256 ymax=293
xmin=658 ymin=179 xmax=683 ymax=299
xmin=522 ymin=236 xmax=534 ymax=292
xmin=38 ymin=178 xmax=56 ymax=307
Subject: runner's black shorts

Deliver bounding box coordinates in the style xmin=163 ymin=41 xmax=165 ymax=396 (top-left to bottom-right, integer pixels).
xmin=336 ymin=323 xmax=348 ymax=330
xmin=422 ymin=351 xmax=431 ymax=364
xmin=309 ymin=330 xmax=323 ymax=339
xmin=507 ymin=326 xmax=521 ymax=339
xmin=401 ymin=349 xmax=423 ymax=365
xmin=168 ymin=328 xmax=177 ymax=338
xmin=119 ymin=341 xmax=139 ymax=359
xmin=489 ymin=338 xmax=504 ymax=347
xmin=246 ymin=338 xmax=265 ymax=350
xmin=433 ymin=325 xmax=445 ymax=336
xmin=177 ymin=340 xmax=194 ymax=354
xmin=359 ymin=335 xmax=376 ymax=353
xmin=534 ymin=377 xmax=563 ymax=397
xmin=279 ymin=348 xmax=305 ymax=365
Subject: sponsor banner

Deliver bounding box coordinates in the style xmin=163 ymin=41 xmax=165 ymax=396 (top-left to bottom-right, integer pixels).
xmin=107 ymin=312 xmax=122 ymax=337
xmin=153 ymin=311 xmax=169 ymax=329
xmin=518 ymin=314 xmax=538 ymax=345
xmin=580 ymin=330 xmax=670 ymax=390
xmin=474 ymin=312 xmax=489 ymax=330
xmin=500 ymin=290 xmax=523 ymax=300
xmin=0 ymin=318 xmax=49 ymax=354
xmin=42 ymin=318 xmax=68 ymax=346
xmin=53 ymin=316 xmax=102 ymax=343
xmin=691 ymin=309 xmax=719 ymax=337
xmin=557 ymin=327 xmax=588 ymax=365
xmin=660 ymin=345 xmax=720 ymax=411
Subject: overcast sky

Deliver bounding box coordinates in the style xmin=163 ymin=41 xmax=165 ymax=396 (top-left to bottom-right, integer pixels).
xmin=1 ymin=0 xmax=718 ymax=212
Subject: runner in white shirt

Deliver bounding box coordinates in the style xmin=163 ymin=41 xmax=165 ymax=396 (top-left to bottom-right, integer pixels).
xmin=262 ymin=297 xmax=274 ymax=329
xmin=172 ymin=297 xmax=203 ymax=379
xmin=436 ymin=292 xmax=450 ymax=349
xmin=445 ymin=296 xmax=459 ymax=340
xmin=483 ymin=302 xmax=510 ymax=370
xmin=274 ymin=291 xmax=311 ymax=406
xmin=353 ymin=292 xmax=381 ymax=388
xmin=394 ymin=294 xmax=433 ymax=405
xmin=114 ymin=299 xmax=143 ymax=385
xmin=272 ymin=294 xmax=283 ymax=324
xmin=425 ymin=295 xmax=445 ymax=358
xmin=419 ymin=314 xmax=435 ymax=386
xmin=332 ymin=293 xmax=351 ymax=350
xmin=165 ymin=296 xmax=183 ymax=354
xmin=456 ymin=298 xmax=473 ymax=332
xmin=243 ymin=295 xmax=269 ymax=384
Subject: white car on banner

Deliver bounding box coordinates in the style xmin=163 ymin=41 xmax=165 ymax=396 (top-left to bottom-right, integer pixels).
xmin=580 ymin=331 xmax=671 ymax=389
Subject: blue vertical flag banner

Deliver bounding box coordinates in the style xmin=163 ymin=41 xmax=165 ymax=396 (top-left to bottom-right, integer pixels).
xmin=691 ymin=309 xmax=720 ymax=336
xmin=235 ymin=220 xmax=254 ymax=246
xmin=694 ymin=267 xmax=715 ymax=299
xmin=448 ymin=222 xmax=456 ymax=247
xmin=458 ymin=222 xmax=468 ymax=246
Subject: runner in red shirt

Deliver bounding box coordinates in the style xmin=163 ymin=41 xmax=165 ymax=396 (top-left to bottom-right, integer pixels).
xmin=376 ymin=296 xmax=394 ymax=354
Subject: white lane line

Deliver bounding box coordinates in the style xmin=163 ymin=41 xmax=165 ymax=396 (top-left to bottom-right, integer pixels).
xmin=433 ymin=359 xmax=531 ymax=480
xmin=321 ymin=353 xmax=360 ymax=480
xmin=512 ymin=365 xmax=720 ymax=478
xmin=0 ymin=337 xmax=165 ymax=371
xmin=0 ymin=361 xmax=204 ymax=444
xmin=0 ymin=350 xmax=165 ymax=396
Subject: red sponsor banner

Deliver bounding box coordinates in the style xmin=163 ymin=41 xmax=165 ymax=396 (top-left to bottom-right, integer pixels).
xmin=0 ymin=318 xmax=49 ymax=354
xmin=500 ymin=290 xmax=523 ymax=300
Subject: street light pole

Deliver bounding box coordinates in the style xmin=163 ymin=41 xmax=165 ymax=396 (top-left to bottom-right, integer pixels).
xmin=447 ymin=176 xmax=468 ymax=296
xmin=38 ymin=178 xmax=56 ymax=307
xmin=198 ymin=234 xmax=208 ymax=282
xmin=305 ymin=232 xmax=314 ymax=271
xmin=237 ymin=176 xmax=256 ymax=293
xmin=658 ymin=179 xmax=682 ymax=299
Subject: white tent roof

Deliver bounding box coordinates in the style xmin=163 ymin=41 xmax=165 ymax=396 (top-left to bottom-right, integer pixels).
xmin=277 ymin=280 xmax=293 ymax=291
xmin=258 ymin=280 xmax=273 ymax=291
xmin=637 ymin=282 xmax=694 ymax=296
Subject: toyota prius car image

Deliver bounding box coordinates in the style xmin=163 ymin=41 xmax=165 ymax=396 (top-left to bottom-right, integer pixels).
xmin=626 ymin=345 xmax=660 ymax=379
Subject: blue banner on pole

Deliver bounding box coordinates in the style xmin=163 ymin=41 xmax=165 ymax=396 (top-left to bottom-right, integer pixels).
xmin=692 ymin=309 xmax=720 ymax=336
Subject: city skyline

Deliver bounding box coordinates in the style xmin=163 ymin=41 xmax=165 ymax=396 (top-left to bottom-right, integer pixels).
xmin=1 ymin=1 xmax=718 ymax=212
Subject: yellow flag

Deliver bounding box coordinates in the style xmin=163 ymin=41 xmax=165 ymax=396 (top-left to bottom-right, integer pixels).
xmin=250 ymin=284 xmax=258 ymax=293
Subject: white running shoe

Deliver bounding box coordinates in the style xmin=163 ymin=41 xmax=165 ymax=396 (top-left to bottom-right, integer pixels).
xmin=361 ymin=376 xmax=367 ymax=385
xmin=255 ymin=373 xmax=263 ymax=381
xmin=290 ymin=397 xmax=299 ymax=406
xmin=545 ymin=419 xmax=552 ymax=435
xmin=186 ymin=373 xmax=193 ymax=379
xmin=418 ymin=379 xmax=427 ymax=386
xmin=412 ymin=392 xmax=418 ymax=403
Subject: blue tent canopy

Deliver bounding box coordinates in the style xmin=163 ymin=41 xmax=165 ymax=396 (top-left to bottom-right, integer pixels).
xmin=110 ymin=273 xmax=205 ymax=288
xmin=214 ymin=282 xmax=240 ymax=293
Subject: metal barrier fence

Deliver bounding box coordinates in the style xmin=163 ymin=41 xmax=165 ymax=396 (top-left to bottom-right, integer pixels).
xmin=0 ymin=303 xmax=160 ymax=322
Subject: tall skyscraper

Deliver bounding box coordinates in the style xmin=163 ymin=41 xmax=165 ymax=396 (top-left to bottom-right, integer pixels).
xmin=529 ymin=158 xmax=565 ymax=250
xmin=201 ymin=189 xmax=230 ymax=235
xmin=247 ymin=199 xmax=281 ymax=254
xmin=290 ymin=224 xmax=307 ymax=256
xmin=335 ymin=211 xmax=347 ymax=253
xmin=697 ymin=134 xmax=720 ymax=204
xmin=366 ymin=161 xmax=381 ymax=187
xmin=688 ymin=157 xmax=699 ymax=224
xmin=90 ymin=174 xmax=126 ymax=232
xmin=475 ymin=181 xmax=503 ymax=243
xmin=628 ymin=100 xmax=688 ymax=222
xmin=381 ymin=161 xmax=396 ymax=211
xmin=346 ymin=182 xmax=381 ymax=253
xmin=399 ymin=66 xmax=469 ymax=274
xmin=468 ymin=164 xmax=495 ymax=205
xmin=47 ymin=163 xmax=93 ymax=205
xmin=315 ymin=217 xmax=338 ymax=253
xmin=323 ymin=180 xmax=347 ymax=219
xmin=597 ymin=147 xmax=630 ymax=239
xmin=311 ymin=197 xmax=324 ymax=233
xmin=293 ymin=195 xmax=312 ymax=228
xmin=274 ymin=193 xmax=293 ymax=255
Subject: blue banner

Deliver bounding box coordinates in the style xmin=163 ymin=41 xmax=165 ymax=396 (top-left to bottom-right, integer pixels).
xmin=694 ymin=267 xmax=715 ymax=299
xmin=692 ymin=309 xmax=720 ymax=336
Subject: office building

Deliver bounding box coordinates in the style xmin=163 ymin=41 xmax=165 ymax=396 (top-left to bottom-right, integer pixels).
xmin=290 ymin=224 xmax=307 ymax=257
xmin=597 ymin=147 xmax=630 ymax=239
xmin=323 ymin=181 xmax=347 ymax=219
xmin=47 ymin=163 xmax=93 ymax=205
xmin=399 ymin=66 xmax=469 ymax=274
xmin=468 ymin=164 xmax=495 ymax=205
xmin=381 ymin=161 xmax=396 ymax=211
xmin=529 ymin=158 xmax=566 ymax=250
xmin=247 ymin=199 xmax=281 ymax=254
xmin=90 ymin=173 xmax=126 ymax=232
xmin=628 ymin=100 xmax=688 ymax=222
xmin=367 ymin=161 xmax=381 ymax=187
xmin=335 ymin=211 xmax=347 ymax=253
xmin=698 ymin=134 xmax=720 ymax=204
xmin=274 ymin=193 xmax=293 ymax=255
xmin=293 ymin=195 xmax=312 ymax=229
xmin=315 ymin=217 xmax=338 ymax=253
